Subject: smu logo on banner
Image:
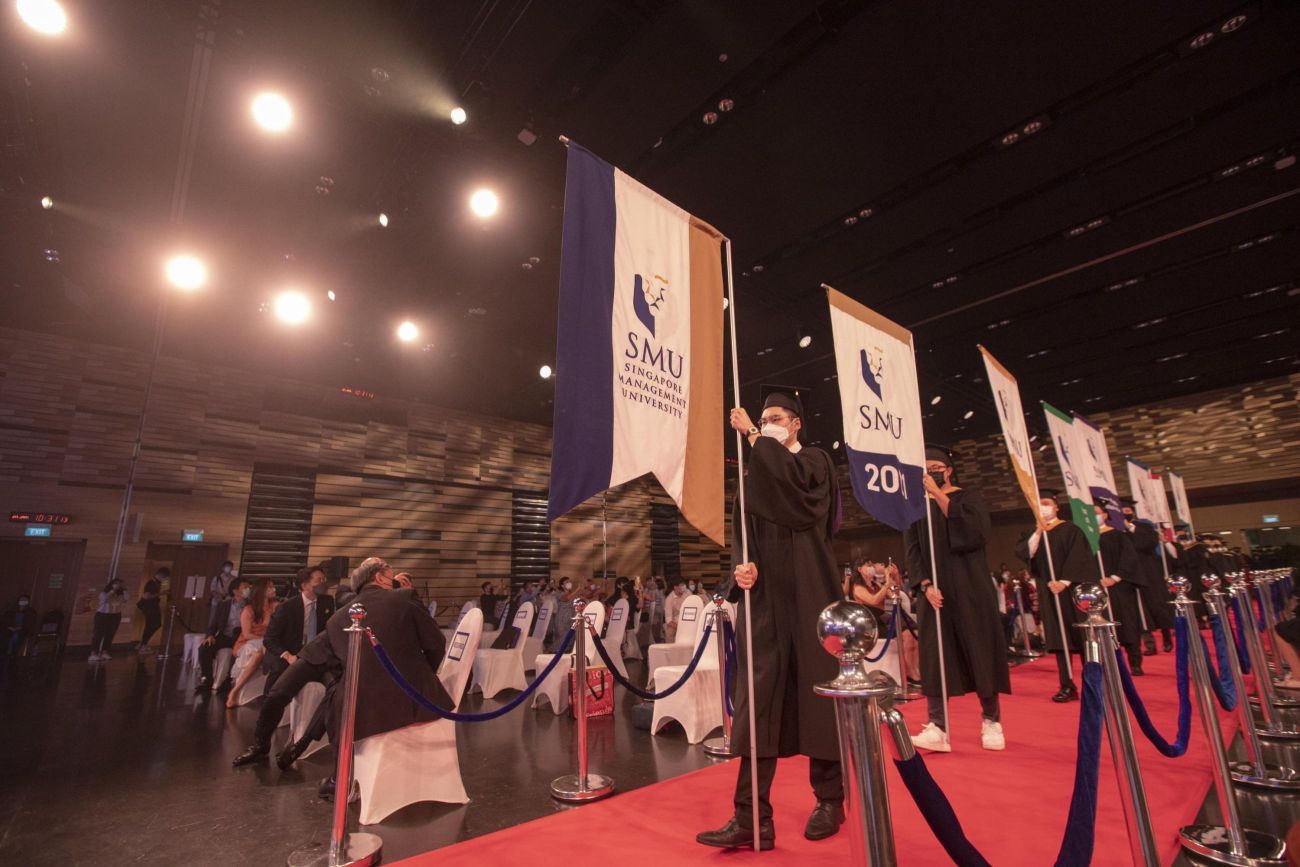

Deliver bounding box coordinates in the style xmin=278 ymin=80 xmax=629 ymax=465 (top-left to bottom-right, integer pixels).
xmin=827 ymin=286 xmax=926 ymax=532
xmin=633 ymin=273 xmax=666 ymax=336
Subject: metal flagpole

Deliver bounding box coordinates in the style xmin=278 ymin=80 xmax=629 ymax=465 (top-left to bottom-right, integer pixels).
xmin=1040 ymin=526 xmax=1074 ymax=673
xmin=723 ymin=238 xmax=761 ymax=851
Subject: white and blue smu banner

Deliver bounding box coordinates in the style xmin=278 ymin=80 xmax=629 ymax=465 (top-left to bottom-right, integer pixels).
xmin=826 ymin=286 xmax=926 ymax=531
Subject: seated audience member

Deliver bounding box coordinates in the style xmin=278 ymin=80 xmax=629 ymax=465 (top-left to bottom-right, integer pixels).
xmin=209 ymin=561 xmax=236 ymax=619
xmin=227 ymin=578 xmax=279 ymax=707
xmin=478 ymin=581 xmax=503 ymax=628
xmin=263 ymin=566 xmax=334 ymax=695
xmin=233 ymin=627 xmax=339 ymax=769
xmin=196 ymin=577 xmax=249 ymax=693
xmin=664 ymin=578 xmax=688 ymax=641
xmin=317 ymin=557 xmax=452 ymax=799
xmin=3 ymin=594 xmax=39 ymax=662
xmin=845 ymin=558 xmax=890 ymax=628
xmin=1273 ymin=590 xmax=1300 ymax=690
xmin=90 ymin=578 xmax=131 ymax=662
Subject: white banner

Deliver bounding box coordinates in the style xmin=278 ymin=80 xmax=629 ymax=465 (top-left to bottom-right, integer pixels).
xmin=1125 ymin=457 xmax=1158 ymax=524
xmin=1169 ymin=470 xmax=1193 ymax=527
xmin=979 ymin=347 xmax=1042 ymax=525
xmin=1073 ymin=414 xmax=1124 ymax=531
xmin=1148 ymin=470 xmax=1176 ymax=528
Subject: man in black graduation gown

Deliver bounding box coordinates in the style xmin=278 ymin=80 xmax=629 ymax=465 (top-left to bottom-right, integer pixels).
xmin=1122 ymin=499 xmax=1175 ymax=654
xmin=1016 ymin=493 xmax=1094 ymax=702
xmin=697 ymin=392 xmax=843 ymax=851
xmin=1173 ymin=528 xmax=1211 ymax=627
xmin=903 ymin=445 xmax=1010 ymax=753
xmin=1094 ymin=500 xmax=1145 ymax=674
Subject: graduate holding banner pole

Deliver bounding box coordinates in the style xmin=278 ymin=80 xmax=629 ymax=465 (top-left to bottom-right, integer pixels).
xmin=821 ymin=290 xmax=1009 ymax=754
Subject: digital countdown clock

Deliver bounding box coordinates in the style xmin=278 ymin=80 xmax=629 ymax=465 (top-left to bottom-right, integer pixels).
xmin=9 ymin=511 xmax=73 ymax=524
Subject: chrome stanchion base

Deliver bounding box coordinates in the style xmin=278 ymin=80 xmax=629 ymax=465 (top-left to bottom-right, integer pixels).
xmin=1255 ymin=725 xmax=1300 ymax=741
xmin=550 ymin=773 xmax=614 ymax=802
xmin=1012 ymin=648 xmax=1044 ymax=659
xmin=702 ymin=737 xmax=733 ymax=758
xmin=1229 ymin=761 xmax=1300 ymax=791
xmin=893 ymin=685 xmax=922 ymax=703
xmin=1249 ymin=693 xmax=1300 ymax=708
xmin=287 ymin=832 xmax=383 ymax=867
xmin=1178 ymin=824 xmax=1285 ymax=866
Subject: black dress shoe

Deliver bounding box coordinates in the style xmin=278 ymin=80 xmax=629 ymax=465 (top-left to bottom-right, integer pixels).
xmin=277 ymin=739 xmax=307 ymax=771
xmin=215 ymin=677 xmax=233 ymax=695
xmin=804 ymin=800 xmax=846 ymax=841
xmin=1162 ymin=638 xmax=1174 ymax=653
xmin=1130 ymin=665 xmax=1145 ymax=677
xmin=696 ymin=817 xmax=775 ymax=850
xmin=194 ymin=678 xmax=212 ymax=694
xmin=318 ymin=776 xmax=336 ymax=801
xmin=232 ymin=745 xmax=269 ymax=767
xmin=1052 ymin=685 xmax=1079 ymax=703
xmin=1141 ymin=647 xmax=1157 ymax=657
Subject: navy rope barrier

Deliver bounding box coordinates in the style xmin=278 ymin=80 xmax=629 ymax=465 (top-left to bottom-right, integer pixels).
xmin=590 ymin=621 xmax=714 ymax=701
xmin=1271 ymin=581 xmax=1285 ymax=617
xmin=897 ymin=604 xmax=919 ymax=637
xmin=892 ymin=754 xmax=992 ymax=867
xmin=1203 ymin=615 xmax=1237 ymax=711
xmin=1115 ymin=616 xmax=1191 ymax=757
xmin=722 ymin=621 xmax=736 ymax=718
xmin=367 ymin=627 xmax=575 ymax=722
xmin=864 ymin=606 xmax=897 ymax=663
xmin=1054 ymin=661 xmax=1105 ymax=867
xmin=1228 ymin=597 xmax=1252 ymax=675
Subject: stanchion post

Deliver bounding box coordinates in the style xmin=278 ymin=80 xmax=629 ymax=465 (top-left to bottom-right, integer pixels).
xmin=813 ymin=600 xmax=898 ymax=867
xmin=1012 ymin=579 xmax=1042 ymax=659
xmin=889 ymin=586 xmax=921 ymax=702
xmin=288 ymin=603 xmax=382 ymax=867
xmin=1071 ymin=584 xmax=1159 ymax=866
xmin=1256 ymin=572 xmax=1283 ymax=676
xmin=703 ymin=596 xmax=733 ymax=758
xmin=1205 ymin=575 xmax=1300 ymax=791
xmin=551 ymin=601 xmax=614 ymax=802
xmin=1230 ymin=576 xmax=1300 ymax=737
xmin=157 ymin=603 xmax=178 ymax=661
xmin=1169 ymin=578 xmax=1286 ymax=866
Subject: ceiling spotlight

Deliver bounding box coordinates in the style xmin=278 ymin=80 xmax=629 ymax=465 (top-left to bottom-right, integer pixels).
xmin=723 ymin=296 xmax=729 ymax=310
xmin=450 ymin=106 xmax=467 ymax=125
xmin=165 ymin=255 xmax=207 ymax=291
xmin=963 ymin=410 xmax=974 ymax=420
xmin=273 ymin=290 xmax=311 ymax=325
xmin=251 ymin=92 xmax=293 ymax=134
xmin=378 ymin=213 xmax=389 ymax=228
xmin=539 ymin=364 xmax=553 ymax=380
xmin=40 ymin=195 xmax=53 ymax=210
xmin=702 ymin=111 xmax=719 ymax=125
xmin=327 ymin=290 xmax=336 ymax=301
xmin=396 ymin=321 xmax=418 ymax=342
xmin=718 ymin=98 xmax=735 ymax=112
xmin=17 ymin=0 xmax=67 ymax=35
xmin=930 ymin=395 xmax=942 ymax=406
xmin=832 ymin=441 xmax=840 ymax=450
xmin=798 ymin=331 xmax=812 ymax=349
xmin=469 ymin=188 xmax=499 ymax=218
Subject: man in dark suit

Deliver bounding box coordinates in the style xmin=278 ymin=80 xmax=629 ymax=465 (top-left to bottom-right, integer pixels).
xmin=262 ymin=566 xmax=335 ymax=694
xmin=195 ymin=577 xmax=248 ymax=693
xmin=316 ymin=556 xmax=451 ymax=799
xmin=232 ymin=626 xmax=340 ymax=769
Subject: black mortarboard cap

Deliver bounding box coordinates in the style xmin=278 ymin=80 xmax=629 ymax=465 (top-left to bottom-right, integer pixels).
xmin=763 ymin=391 xmax=804 ymax=419
xmin=925 ymin=444 xmax=956 ymax=466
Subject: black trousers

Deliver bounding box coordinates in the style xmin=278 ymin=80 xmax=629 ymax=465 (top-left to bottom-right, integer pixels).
xmin=733 ymin=756 xmax=843 ymax=826
xmin=253 ymin=657 xmax=328 ymax=749
xmin=91 ymin=613 xmax=122 ymax=654
xmin=263 ymin=654 xmax=291 ymax=696
xmin=197 ymin=633 xmax=236 ymax=682
xmin=927 ymin=693 xmax=1000 ymax=729
xmin=139 ymin=605 xmax=162 ymax=646
xmin=1053 ymin=649 xmax=1083 ymax=689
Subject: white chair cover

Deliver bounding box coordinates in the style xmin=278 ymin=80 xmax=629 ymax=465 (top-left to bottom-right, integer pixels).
xmin=227 ymin=640 xmax=267 ymax=706
xmin=469 ymin=602 xmax=534 ymax=698
xmin=427 ymin=599 xmax=438 ymax=620
xmin=182 ymin=633 xmax=205 ymax=670
xmin=288 ymin=681 xmax=328 ymax=759
xmin=531 ymin=602 xmax=605 ymax=715
xmin=650 ymin=600 xmax=732 ymax=743
xmin=352 ymin=608 xmax=484 ymax=823
xmin=600 ymin=599 xmax=630 ymax=680
xmin=212 ymin=647 xmax=233 ymax=690
xmin=623 ymin=608 xmax=643 ymax=661
xmin=521 ymin=602 xmax=553 ymax=671
xmin=646 ymin=595 xmax=704 ymax=688
xmin=441 ymin=600 xmax=476 ymax=641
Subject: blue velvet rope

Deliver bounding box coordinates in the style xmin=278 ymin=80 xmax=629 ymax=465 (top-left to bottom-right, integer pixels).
xmin=1203 ymin=615 xmax=1237 ymax=711
xmin=367 ymin=627 xmax=574 ymax=722
xmin=1256 ymin=595 xmax=1268 ymax=631
xmin=897 ymin=604 xmax=919 ymax=637
xmin=865 ymin=605 xmax=897 ymax=663
xmin=1271 ymin=582 xmax=1285 ymax=618
xmin=1228 ymin=597 xmax=1252 ymax=675
xmin=722 ymin=621 xmax=736 ymax=718
xmin=590 ymin=620 xmax=713 ymax=701
xmin=1115 ymin=616 xmax=1191 ymax=757
xmin=892 ymin=754 xmax=992 ymax=867
xmin=1054 ymin=661 xmax=1105 ymax=867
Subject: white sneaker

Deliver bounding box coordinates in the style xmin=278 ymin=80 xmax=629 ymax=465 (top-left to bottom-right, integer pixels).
xmin=87 ymin=652 xmax=101 ymax=662
xmin=981 ymin=720 xmax=1005 ymax=751
xmin=913 ymin=722 xmax=951 ymax=752
xmin=99 ymin=651 xmax=111 ymax=660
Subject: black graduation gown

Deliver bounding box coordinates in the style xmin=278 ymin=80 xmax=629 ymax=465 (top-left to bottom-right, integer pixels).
xmin=726 ymin=437 xmax=841 ymax=761
xmin=1015 ymin=520 xmax=1094 ymax=653
xmin=904 ymin=488 xmax=1011 ymax=699
xmin=1177 ymin=542 xmax=1210 ymax=607
xmin=1098 ymin=527 xmax=1142 ymax=648
xmin=1129 ymin=521 xmax=1176 ymax=630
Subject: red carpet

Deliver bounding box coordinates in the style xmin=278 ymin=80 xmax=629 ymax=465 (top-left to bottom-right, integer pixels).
xmin=394 ymin=647 xmax=1236 ymax=867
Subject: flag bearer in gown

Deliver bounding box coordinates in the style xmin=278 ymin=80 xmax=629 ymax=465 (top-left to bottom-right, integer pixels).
xmin=697 ymin=393 xmax=844 ymax=851
xmin=1122 ymin=498 xmax=1175 ymax=654
xmin=1094 ymin=500 xmax=1145 ymax=674
xmin=904 ymin=445 xmax=1010 ymax=753
xmin=1016 ymin=493 xmax=1094 ymax=703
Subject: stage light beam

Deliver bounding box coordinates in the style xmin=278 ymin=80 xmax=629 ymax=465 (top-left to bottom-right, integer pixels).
xmin=165 ymin=255 xmax=207 ymax=291
xmin=251 ymin=92 xmax=293 ymax=134
xmin=274 ymin=290 xmax=311 ymax=324
xmin=18 ymin=0 xmax=67 ymax=35
xmin=469 ymin=189 xmax=499 ymax=219
xmin=397 ymin=321 xmax=418 ymax=342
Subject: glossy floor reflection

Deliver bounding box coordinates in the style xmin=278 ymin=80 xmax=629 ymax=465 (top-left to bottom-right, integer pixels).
xmin=0 ymin=650 xmax=715 ymax=866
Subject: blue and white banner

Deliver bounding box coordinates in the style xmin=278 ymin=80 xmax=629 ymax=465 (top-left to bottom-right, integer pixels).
xmin=826 ymin=287 xmax=926 ymax=531
xmin=1073 ymin=414 xmax=1125 ymax=531
xmin=548 ymin=143 xmax=725 ymax=544
xmin=1125 ymin=457 xmax=1159 ymax=525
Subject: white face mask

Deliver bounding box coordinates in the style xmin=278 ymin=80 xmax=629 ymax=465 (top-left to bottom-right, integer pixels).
xmin=760 ymin=423 xmax=788 ymax=443
xmin=1039 ymin=505 xmax=1056 ymax=521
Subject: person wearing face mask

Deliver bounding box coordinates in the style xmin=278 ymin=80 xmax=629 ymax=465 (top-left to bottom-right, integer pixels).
xmin=261 ymin=566 xmax=335 ymax=695
xmin=1093 ymin=500 xmax=1146 ymax=675
xmin=904 ymin=445 xmax=1010 ymax=752
xmin=1173 ymin=529 xmax=1211 ymax=628
xmin=1016 ymin=492 xmax=1094 ymax=702
xmin=196 ymin=577 xmax=249 ymax=693
xmin=664 ymin=578 xmax=689 ymax=642
xmin=1120 ymin=499 xmax=1174 ymax=654
xmin=697 ymin=392 xmax=844 ymax=851
xmin=226 ymin=578 xmax=280 ymax=706
xmin=89 ymin=578 xmax=130 ymax=662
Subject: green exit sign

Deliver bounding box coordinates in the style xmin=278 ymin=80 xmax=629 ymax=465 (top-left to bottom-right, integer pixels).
xmin=182 ymin=530 xmax=204 ymax=542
